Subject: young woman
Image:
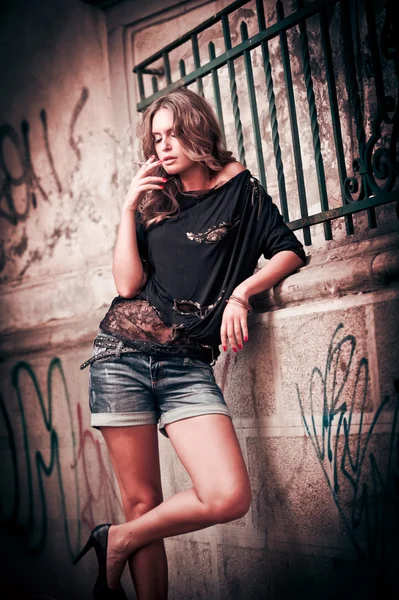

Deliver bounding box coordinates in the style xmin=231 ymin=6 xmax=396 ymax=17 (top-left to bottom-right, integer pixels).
xmin=75 ymin=88 xmax=306 ymax=599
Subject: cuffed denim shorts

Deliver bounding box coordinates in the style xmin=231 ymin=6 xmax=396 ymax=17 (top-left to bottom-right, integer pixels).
xmin=88 ymin=333 xmax=230 ymax=437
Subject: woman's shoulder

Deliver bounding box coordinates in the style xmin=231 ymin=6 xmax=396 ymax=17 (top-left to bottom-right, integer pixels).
xmin=215 ymin=161 xmax=246 ymax=187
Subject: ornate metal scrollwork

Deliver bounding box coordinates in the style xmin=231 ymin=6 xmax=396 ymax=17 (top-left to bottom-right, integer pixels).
xmin=343 ymin=0 xmax=398 ymax=207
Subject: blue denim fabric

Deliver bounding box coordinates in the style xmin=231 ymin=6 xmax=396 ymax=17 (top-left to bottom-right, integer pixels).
xmin=88 ymin=335 xmax=230 ymax=437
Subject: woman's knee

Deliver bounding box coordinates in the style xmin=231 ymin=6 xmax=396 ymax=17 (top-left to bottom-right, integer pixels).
xmin=203 ymin=484 xmax=252 ymax=523
xmin=122 ymin=488 xmax=163 ymax=521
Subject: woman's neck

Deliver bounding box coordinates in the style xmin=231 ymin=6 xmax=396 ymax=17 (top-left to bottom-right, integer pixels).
xmin=179 ymin=164 xmax=212 ymax=192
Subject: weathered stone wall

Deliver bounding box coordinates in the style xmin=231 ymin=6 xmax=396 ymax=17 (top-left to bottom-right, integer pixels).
xmin=0 ymin=0 xmax=398 ymax=599
xmin=0 ymin=0 xmax=125 ymax=597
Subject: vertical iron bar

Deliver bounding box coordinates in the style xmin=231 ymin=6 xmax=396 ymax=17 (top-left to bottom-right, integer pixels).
xmin=364 ymin=0 xmax=387 ymax=115
xmin=163 ymin=52 xmax=172 ymax=85
xmin=256 ymin=0 xmax=289 ymax=221
xmin=137 ymin=70 xmax=145 ymax=102
xmin=209 ymin=42 xmax=226 ymax=140
xmin=151 ymin=76 xmax=158 ymax=94
xmin=276 ymin=0 xmax=311 ymax=245
xmin=340 ymin=0 xmax=377 ymax=227
xmin=241 ymin=22 xmax=267 ymax=190
xmin=179 ymin=59 xmax=186 ymax=79
xmin=319 ymin=6 xmax=353 ymax=235
xmin=191 ymin=34 xmax=204 ymax=97
xmin=222 ymin=13 xmax=246 ymax=166
xmin=297 ymin=0 xmax=332 ymax=240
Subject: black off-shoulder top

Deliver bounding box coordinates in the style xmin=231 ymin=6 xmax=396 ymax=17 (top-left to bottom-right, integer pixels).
xmin=99 ymin=169 xmax=306 ymax=358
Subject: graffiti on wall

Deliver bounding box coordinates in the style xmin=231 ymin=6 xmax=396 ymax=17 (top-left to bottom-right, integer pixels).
xmin=0 ymin=87 xmax=89 ymax=274
xmin=297 ymin=322 xmax=399 ymax=569
xmin=0 ymin=356 xmax=122 ymax=559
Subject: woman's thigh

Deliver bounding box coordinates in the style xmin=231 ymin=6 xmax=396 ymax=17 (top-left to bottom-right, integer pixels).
xmin=155 ymin=356 xmax=231 ymax=437
xmin=165 ymin=415 xmax=251 ymax=512
xmin=101 ymin=424 xmax=163 ymax=519
xmin=89 ymin=353 xmax=157 ymax=429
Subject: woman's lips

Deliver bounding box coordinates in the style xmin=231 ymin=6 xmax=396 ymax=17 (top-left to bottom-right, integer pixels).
xmin=163 ymin=157 xmax=176 ymax=165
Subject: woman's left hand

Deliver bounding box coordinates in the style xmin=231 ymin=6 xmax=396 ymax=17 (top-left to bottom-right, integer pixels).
xmin=220 ymin=297 xmax=249 ymax=352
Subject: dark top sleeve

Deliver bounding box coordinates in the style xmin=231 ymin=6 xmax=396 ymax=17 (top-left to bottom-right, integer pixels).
xmin=259 ymin=189 xmax=306 ymax=264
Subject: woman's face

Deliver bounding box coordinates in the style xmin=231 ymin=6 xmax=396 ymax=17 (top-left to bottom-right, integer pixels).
xmin=151 ymin=107 xmax=194 ymax=175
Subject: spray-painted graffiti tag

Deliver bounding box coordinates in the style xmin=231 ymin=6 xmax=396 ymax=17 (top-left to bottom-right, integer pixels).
xmin=0 ymin=358 xmax=80 ymax=557
xmin=0 ymin=88 xmax=88 ymax=226
xmin=0 ymin=356 xmax=122 ymax=558
xmin=296 ymin=322 xmax=399 ymax=571
xmin=0 ymin=88 xmax=89 ymax=275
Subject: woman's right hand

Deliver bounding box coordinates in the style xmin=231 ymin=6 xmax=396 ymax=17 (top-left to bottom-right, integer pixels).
xmin=123 ymin=155 xmax=167 ymax=211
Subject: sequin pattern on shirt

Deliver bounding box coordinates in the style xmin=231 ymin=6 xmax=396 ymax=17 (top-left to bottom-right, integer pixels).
xmin=186 ymin=215 xmax=240 ymax=244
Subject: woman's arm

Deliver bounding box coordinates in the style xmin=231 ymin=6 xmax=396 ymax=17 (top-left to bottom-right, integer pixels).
xmin=113 ymin=207 xmax=147 ymax=298
xmin=233 ymin=250 xmax=305 ymax=300
xmin=220 ymin=250 xmax=305 ymax=351
xmin=113 ymin=156 xmax=166 ymax=298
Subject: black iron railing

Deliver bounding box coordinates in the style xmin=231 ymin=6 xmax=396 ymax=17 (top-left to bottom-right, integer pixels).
xmin=133 ymin=0 xmax=399 ymax=246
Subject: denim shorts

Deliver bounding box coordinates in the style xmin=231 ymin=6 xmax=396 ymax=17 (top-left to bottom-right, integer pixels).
xmin=88 ymin=334 xmax=230 ymax=437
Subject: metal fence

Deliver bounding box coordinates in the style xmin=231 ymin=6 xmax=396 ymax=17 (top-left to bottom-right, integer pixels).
xmin=133 ymin=0 xmax=398 ymax=246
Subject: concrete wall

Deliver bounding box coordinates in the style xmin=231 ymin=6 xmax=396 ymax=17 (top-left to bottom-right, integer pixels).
xmin=0 ymin=1 xmax=125 ymax=597
xmin=0 ymin=0 xmax=398 ymax=599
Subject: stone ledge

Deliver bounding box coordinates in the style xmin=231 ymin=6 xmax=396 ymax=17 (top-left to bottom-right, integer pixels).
xmin=0 ymin=309 xmax=106 ymax=358
xmin=252 ymin=231 xmax=399 ymax=312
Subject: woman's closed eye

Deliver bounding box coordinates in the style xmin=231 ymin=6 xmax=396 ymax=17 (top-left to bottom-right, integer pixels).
xmin=153 ymin=132 xmax=176 ymax=144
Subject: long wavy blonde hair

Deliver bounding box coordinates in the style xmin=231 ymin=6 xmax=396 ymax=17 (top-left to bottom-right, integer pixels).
xmin=137 ymin=88 xmax=236 ymax=228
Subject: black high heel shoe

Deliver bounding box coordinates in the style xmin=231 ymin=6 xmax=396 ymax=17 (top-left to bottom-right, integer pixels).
xmin=73 ymin=524 xmax=127 ymax=599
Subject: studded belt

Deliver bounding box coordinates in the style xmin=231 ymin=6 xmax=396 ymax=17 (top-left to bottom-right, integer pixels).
xmin=80 ymin=334 xmax=215 ymax=370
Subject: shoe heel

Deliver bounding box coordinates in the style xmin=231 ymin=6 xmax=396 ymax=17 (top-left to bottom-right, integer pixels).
xmin=72 ymin=536 xmax=94 ymax=566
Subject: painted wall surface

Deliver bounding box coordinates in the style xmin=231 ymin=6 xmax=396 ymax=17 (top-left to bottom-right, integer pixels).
xmin=0 ymin=0 xmax=122 ymax=332
xmin=0 ymin=1 xmax=126 ymax=598
xmin=0 ymin=1 xmax=398 ymax=599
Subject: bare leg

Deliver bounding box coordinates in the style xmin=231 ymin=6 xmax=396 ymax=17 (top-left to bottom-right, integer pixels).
xmin=101 ymin=425 xmax=168 ymax=600
xmin=106 ymin=415 xmax=251 ymax=588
